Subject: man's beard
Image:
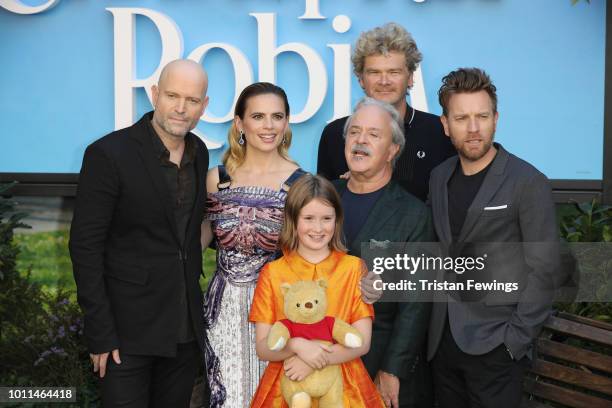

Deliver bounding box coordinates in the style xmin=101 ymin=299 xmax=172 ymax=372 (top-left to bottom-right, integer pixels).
xmin=453 ymin=134 xmax=494 ymax=162
xmin=156 ymin=116 xmax=192 ymax=138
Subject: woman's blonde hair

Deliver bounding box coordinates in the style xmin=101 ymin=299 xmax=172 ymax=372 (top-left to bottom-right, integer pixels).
xmin=279 ymin=174 xmax=347 ymax=253
xmin=223 ymin=82 xmax=293 ymax=175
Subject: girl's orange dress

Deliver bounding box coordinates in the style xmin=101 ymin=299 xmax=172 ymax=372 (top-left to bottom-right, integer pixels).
xmin=249 ymin=249 xmax=385 ymax=407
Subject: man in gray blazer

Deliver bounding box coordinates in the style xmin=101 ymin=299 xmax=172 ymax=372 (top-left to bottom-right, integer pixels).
xmin=427 ymin=68 xmax=559 ymax=407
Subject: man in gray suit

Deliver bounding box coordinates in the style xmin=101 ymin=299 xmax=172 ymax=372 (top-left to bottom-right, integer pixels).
xmin=427 ymin=68 xmax=559 ymax=407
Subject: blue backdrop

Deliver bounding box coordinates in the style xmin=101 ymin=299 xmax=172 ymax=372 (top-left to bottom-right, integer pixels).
xmin=0 ymin=0 xmax=605 ymax=179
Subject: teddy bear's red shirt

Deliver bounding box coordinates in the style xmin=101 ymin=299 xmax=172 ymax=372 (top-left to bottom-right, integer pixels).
xmin=279 ymin=316 xmax=336 ymax=343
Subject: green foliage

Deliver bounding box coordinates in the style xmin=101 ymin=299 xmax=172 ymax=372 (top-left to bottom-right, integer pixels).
xmin=15 ymin=230 xmax=74 ymax=291
xmin=571 ymin=0 xmax=590 ymax=5
xmin=556 ymin=199 xmax=612 ymax=323
xmin=561 ymin=199 xmax=612 ymax=243
xmin=0 ymin=185 xmax=98 ymax=407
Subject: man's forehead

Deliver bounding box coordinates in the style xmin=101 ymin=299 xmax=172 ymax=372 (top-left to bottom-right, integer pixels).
xmin=447 ymin=91 xmax=495 ymax=113
xmin=364 ymin=51 xmax=406 ymax=67
xmin=160 ymin=85 xmax=204 ymax=99
xmin=349 ymin=106 xmax=391 ymax=130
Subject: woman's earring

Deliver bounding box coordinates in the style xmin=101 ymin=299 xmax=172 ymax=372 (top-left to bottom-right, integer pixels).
xmin=282 ymin=135 xmax=286 ymax=145
xmin=238 ymin=131 xmax=245 ymax=145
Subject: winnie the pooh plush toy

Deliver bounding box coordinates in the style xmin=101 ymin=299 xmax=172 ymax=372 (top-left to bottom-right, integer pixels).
xmin=267 ymin=279 xmax=363 ymax=408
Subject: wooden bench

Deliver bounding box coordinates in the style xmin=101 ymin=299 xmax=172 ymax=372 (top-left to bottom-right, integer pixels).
xmin=523 ymin=311 xmax=612 ymax=408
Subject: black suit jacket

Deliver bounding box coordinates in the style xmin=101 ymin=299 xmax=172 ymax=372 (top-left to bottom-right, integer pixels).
xmin=70 ymin=112 xmax=208 ymax=357
xmin=334 ymin=179 xmax=434 ymax=403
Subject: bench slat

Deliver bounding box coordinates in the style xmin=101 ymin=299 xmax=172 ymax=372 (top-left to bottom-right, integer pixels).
xmin=524 ymin=377 xmax=612 ymax=408
xmin=537 ymin=338 xmax=612 ymax=374
xmin=545 ymin=316 xmax=612 ymax=346
xmin=558 ymin=312 xmax=612 ymax=332
xmin=531 ymin=360 xmax=612 ymax=396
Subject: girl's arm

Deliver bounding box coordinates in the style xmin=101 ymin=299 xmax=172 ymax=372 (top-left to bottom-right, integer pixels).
xmin=255 ymin=323 xmax=332 ymax=369
xmin=325 ymin=317 xmax=372 ymax=365
xmin=255 ymin=323 xmax=295 ymax=362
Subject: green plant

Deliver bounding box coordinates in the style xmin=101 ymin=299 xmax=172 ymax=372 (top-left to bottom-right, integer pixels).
xmin=556 ymin=199 xmax=612 ymax=323
xmin=0 ymin=184 xmax=99 ymax=407
xmin=14 ymin=230 xmax=74 ymax=291
xmin=560 ymin=199 xmax=612 ymax=243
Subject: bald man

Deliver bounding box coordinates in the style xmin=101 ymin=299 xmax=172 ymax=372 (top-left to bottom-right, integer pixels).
xmin=70 ymin=59 xmax=210 ymax=407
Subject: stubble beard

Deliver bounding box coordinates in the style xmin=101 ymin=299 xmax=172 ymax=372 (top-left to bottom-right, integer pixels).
xmin=155 ymin=115 xmax=192 ymax=139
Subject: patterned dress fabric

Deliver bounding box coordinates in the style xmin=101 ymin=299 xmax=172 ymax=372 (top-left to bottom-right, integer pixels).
xmin=203 ymin=167 xmax=302 ymax=408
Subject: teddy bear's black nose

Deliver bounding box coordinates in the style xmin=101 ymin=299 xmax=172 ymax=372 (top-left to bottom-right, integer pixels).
xmin=305 ymin=302 xmax=313 ymax=309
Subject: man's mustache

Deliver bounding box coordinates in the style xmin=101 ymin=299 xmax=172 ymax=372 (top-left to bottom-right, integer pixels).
xmin=351 ymin=144 xmax=372 ymax=156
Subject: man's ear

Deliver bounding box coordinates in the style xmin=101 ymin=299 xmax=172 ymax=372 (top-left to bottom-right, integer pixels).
xmin=387 ymin=143 xmax=401 ymax=163
xmin=151 ymin=85 xmax=159 ymax=108
xmin=440 ymin=115 xmax=450 ymax=137
xmin=200 ymin=95 xmax=209 ymax=117
xmin=358 ymin=74 xmax=365 ymax=90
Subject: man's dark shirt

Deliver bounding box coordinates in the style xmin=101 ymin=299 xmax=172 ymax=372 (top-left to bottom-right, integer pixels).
xmin=447 ymin=157 xmax=494 ymax=242
xmin=148 ymin=121 xmax=196 ymax=343
xmin=317 ymin=103 xmax=456 ymax=201
xmin=341 ymin=186 xmax=385 ymax=246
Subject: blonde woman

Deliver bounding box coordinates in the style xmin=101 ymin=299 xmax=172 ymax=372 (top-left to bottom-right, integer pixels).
xmin=201 ymin=82 xmax=304 ymax=407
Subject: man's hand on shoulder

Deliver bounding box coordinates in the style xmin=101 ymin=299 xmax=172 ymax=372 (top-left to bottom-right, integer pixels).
xmin=360 ymin=269 xmax=383 ymax=304
xmin=90 ymin=349 xmax=121 ymax=378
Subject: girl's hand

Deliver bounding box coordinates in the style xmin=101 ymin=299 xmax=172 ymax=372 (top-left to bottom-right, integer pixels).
xmin=283 ymin=356 xmax=314 ymax=381
xmin=290 ymin=338 xmax=332 ymax=369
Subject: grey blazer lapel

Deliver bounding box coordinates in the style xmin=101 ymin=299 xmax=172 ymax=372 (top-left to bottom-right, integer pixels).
xmin=435 ymin=157 xmax=457 ymax=245
xmin=458 ymin=145 xmax=510 ymax=242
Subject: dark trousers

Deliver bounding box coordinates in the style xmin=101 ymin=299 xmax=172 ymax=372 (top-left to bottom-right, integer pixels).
xmin=397 ymin=352 xmax=434 ymax=408
xmin=101 ymin=341 xmax=200 ymax=408
xmin=431 ymin=320 xmax=529 ymax=408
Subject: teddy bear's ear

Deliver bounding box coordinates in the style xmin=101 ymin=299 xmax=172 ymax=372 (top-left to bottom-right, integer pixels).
xmin=280 ymin=282 xmax=291 ymax=296
xmin=316 ymin=278 xmax=328 ymax=289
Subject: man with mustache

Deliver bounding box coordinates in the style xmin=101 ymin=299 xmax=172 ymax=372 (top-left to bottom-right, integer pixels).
xmin=334 ymin=97 xmax=434 ymax=408
xmin=427 ymin=68 xmax=559 ymax=407
xmin=318 ymin=22 xmax=455 ymax=202
xmin=70 ymin=59 xmax=210 ymax=407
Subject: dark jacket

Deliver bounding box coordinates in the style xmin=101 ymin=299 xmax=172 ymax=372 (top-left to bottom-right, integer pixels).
xmin=319 ymin=105 xmax=456 ymax=202
xmin=69 ymin=112 xmax=208 ymax=357
xmin=427 ymin=144 xmax=560 ymax=361
xmin=334 ymin=179 xmax=434 ymax=406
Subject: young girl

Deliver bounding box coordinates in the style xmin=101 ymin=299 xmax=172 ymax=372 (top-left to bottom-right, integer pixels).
xmin=249 ymin=174 xmax=384 ymax=407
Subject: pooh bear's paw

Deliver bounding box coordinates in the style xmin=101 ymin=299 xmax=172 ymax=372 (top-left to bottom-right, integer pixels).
xmin=269 ymin=337 xmax=287 ymax=351
xmin=344 ymin=333 xmax=362 ymax=348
